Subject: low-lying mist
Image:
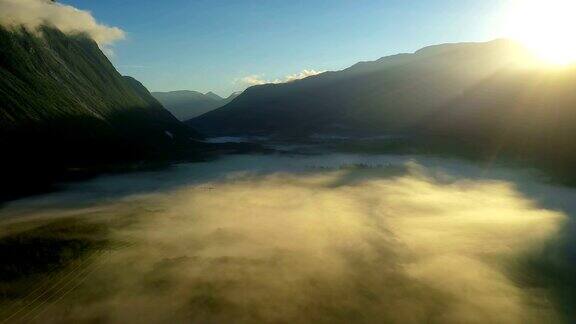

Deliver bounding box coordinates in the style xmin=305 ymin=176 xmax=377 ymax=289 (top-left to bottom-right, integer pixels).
xmin=0 ymin=154 xmax=574 ymax=323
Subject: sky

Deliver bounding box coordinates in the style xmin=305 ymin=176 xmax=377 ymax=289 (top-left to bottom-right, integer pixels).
xmin=61 ymin=0 xmax=508 ymax=96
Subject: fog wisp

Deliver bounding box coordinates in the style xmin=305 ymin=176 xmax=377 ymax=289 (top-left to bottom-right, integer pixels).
xmin=0 ymin=155 xmax=572 ymax=323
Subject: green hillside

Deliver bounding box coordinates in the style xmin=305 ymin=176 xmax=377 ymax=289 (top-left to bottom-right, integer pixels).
xmin=0 ymin=26 xmax=202 ymax=200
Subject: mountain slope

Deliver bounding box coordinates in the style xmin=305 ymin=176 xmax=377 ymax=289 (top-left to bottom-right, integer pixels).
xmin=204 ymin=91 xmax=223 ymax=101
xmin=152 ymin=90 xmax=224 ymax=120
xmin=422 ymin=66 xmax=576 ymax=177
xmin=225 ymin=91 xmax=241 ymax=103
xmin=152 ymin=90 xmax=241 ymax=121
xmin=0 ymin=26 xmax=202 ymax=200
xmin=188 ymin=39 xmax=535 ymax=137
xmin=189 ymin=39 xmax=576 ymax=181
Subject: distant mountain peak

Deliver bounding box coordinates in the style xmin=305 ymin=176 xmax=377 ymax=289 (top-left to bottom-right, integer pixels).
xmin=226 ymin=91 xmax=242 ymax=101
xmin=153 ymin=89 xmax=233 ymax=121
xmin=204 ymin=91 xmax=223 ymax=101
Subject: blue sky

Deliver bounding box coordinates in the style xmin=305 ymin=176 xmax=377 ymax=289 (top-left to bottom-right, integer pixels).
xmin=62 ymin=0 xmax=507 ymax=96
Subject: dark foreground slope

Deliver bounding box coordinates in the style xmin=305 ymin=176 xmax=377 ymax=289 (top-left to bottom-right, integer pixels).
xmin=0 ymin=26 xmax=203 ymax=200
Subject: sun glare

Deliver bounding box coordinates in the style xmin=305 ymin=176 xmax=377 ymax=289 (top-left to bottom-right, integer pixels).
xmin=503 ymin=0 xmax=576 ymax=65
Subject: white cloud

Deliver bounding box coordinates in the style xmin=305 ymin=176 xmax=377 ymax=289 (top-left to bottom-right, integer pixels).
xmin=101 ymin=46 xmax=116 ymax=59
xmin=284 ymin=69 xmax=323 ymax=82
xmin=239 ymin=74 xmax=269 ymax=86
xmin=0 ymin=0 xmax=125 ymax=46
xmin=238 ymin=69 xmax=323 ymax=87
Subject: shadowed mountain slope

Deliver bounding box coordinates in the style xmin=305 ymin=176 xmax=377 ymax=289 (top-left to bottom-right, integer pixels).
xmin=189 ymin=39 xmax=576 ymax=181
xmin=189 ymin=39 xmax=534 ymax=137
xmin=422 ymin=65 xmax=576 ymax=179
xmin=0 ymin=26 xmax=203 ymax=200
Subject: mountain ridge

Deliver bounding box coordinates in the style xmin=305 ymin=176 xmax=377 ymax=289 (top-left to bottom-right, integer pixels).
xmin=188 ymin=39 xmax=576 ymax=181
xmin=0 ymin=25 xmax=203 ymax=200
xmin=153 ymin=89 xmax=240 ymax=121
xmin=189 ymin=39 xmax=534 ymax=136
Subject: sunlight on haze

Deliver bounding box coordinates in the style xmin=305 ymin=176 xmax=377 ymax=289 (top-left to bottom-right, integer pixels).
xmin=503 ymin=0 xmax=576 ymax=66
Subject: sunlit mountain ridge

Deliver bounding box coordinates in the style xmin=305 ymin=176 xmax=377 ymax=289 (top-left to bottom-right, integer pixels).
xmin=189 ymin=38 xmax=576 ymax=181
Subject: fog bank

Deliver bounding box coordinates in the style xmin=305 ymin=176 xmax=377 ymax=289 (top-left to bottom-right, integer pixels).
xmin=0 ymin=156 xmax=573 ymax=323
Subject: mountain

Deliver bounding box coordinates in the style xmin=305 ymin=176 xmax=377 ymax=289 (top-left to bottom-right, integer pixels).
xmin=152 ymin=90 xmax=241 ymax=121
xmin=422 ymin=65 xmax=576 ymax=178
xmin=204 ymin=91 xmax=223 ymax=101
xmin=225 ymin=91 xmax=242 ymax=102
xmin=189 ymin=39 xmax=537 ymax=137
xmin=0 ymin=26 xmax=203 ymax=200
xmin=189 ymin=39 xmax=576 ymax=181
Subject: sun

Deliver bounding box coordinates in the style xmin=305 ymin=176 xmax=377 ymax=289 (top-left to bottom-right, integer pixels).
xmin=502 ymin=0 xmax=576 ymax=65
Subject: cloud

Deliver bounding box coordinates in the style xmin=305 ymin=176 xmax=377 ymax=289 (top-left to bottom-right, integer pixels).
xmin=0 ymin=0 xmax=125 ymax=46
xmin=0 ymin=158 xmax=569 ymax=322
xmin=239 ymin=74 xmax=269 ymax=86
xmin=284 ymin=69 xmax=323 ymax=82
xmin=239 ymin=69 xmax=323 ymax=87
